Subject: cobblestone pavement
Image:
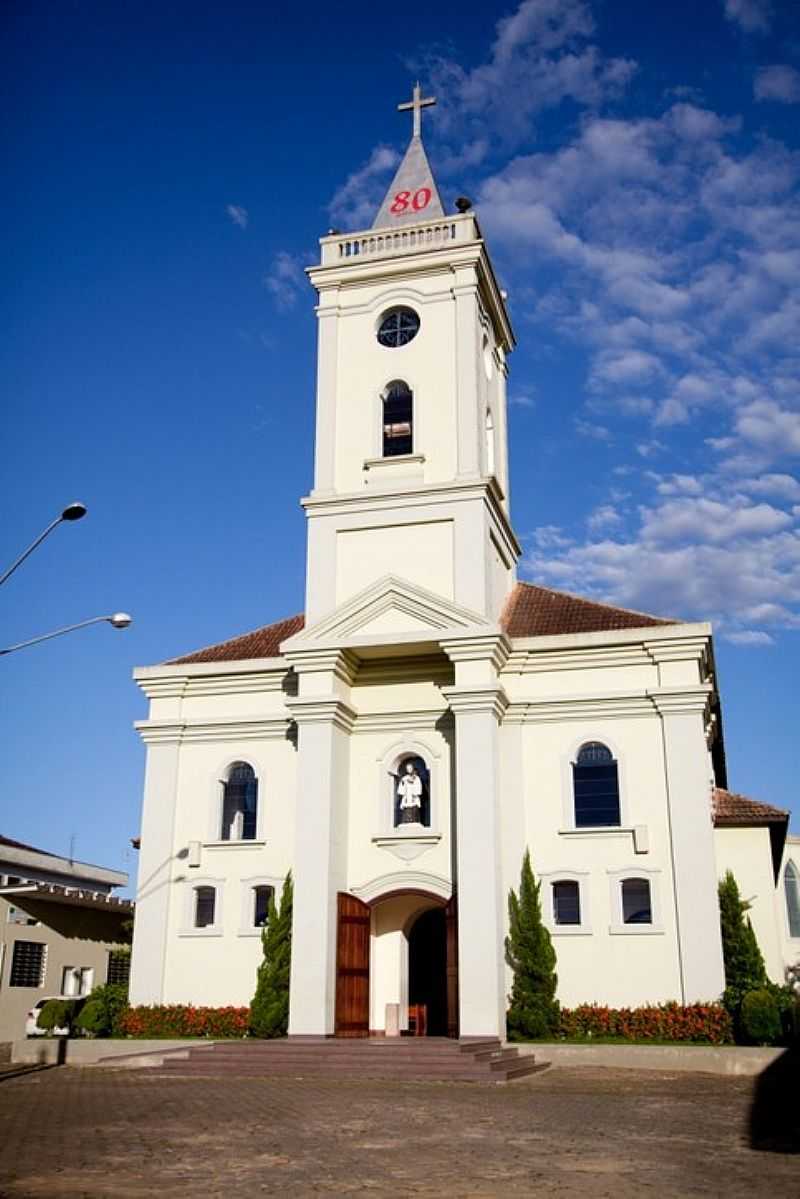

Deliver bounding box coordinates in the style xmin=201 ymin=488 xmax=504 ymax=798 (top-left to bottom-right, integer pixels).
xmin=0 ymin=1064 xmax=796 ymax=1197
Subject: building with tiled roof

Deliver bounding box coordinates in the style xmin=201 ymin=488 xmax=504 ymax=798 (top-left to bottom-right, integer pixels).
xmin=0 ymin=836 xmax=130 ymax=1042
xmin=129 ymin=88 xmax=797 ymax=1037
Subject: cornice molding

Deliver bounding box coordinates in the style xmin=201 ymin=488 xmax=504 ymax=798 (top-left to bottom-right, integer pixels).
xmin=354 ymin=709 xmax=452 ymax=734
xmin=284 ymin=697 xmax=357 ymax=733
xmin=441 ymin=632 xmax=511 ymax=671
xmin=135 ymin=717 xmax=293 ymax=745
xmin=441 ymin=685 xmax=509 ymax=719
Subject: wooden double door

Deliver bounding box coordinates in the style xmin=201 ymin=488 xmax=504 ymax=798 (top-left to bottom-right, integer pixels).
xmin=334 ymin=892 xmax=459 ymax=1038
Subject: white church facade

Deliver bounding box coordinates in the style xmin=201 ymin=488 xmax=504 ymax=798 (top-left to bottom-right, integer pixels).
xmin=129 ymin=88 xmax=798 ymax=1039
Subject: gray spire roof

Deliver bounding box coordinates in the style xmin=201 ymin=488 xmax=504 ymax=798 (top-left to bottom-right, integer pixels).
xmin=372 ymin=136 xmax=445 ymax=230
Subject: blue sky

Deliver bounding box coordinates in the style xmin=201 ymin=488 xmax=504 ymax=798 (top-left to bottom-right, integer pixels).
xmin=2 ymin=0 xmax=799 ymax=886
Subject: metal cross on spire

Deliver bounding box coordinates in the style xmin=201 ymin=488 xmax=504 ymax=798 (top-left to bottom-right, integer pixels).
xmin=397 ymin=81 xmax=436 ymax=139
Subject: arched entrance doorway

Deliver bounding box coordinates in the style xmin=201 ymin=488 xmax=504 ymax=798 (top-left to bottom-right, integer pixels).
xmin=408 ymin=907 xmax=447 ymax=1036
xmin=333 ymin=889 xmax=458 ymax=1038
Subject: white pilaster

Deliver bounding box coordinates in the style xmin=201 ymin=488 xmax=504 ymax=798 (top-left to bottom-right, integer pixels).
xmin=652 ymin=689 xmax=726 ymax=1002
xmin=312 ymin=288 xmax=340 ymax=495
xmin=285 ymin=649 xmax=355 ymax=1035
xmin=129 ymin=734 xmax=181 ymax=1005
xmin=442 ymin=634 xmax=510 ymax=1038
xmin=453 ymin=274 xmax=481 ymax=479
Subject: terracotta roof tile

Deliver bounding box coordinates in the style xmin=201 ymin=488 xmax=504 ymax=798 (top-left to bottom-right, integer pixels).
xmin=166 ymin=582 xmax=680 ymax=665
xmin=500 ymin=581 xmax=676 ymax=638
xmin=169 ymin=613 xmax=305 ymax=665
xmin=712 ymin=787 xmax=789 ymax=827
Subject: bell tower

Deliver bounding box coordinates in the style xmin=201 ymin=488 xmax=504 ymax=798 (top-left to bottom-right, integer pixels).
xmin=303 ymin=85 xmax=519 ymax=626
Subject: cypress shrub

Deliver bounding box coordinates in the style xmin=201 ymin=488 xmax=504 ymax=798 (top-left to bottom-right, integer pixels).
xmin=506 ymin=849 xmax=560 ymax=1040
xmin=74 ymin=983 xmax=129 ymax=1038
xmin=249 ymin=871 xmax=293 ymax=1038
xmin=718 ymin=870 xmax=767 ymax=1022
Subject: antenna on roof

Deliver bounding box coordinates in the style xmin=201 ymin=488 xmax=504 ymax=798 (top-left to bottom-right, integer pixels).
xmin=69 ymin=833 xmax=75 ymax=864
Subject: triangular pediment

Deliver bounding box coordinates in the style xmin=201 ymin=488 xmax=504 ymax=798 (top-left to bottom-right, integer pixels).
xmin=283 ymin=576 xmax=491 ymax=649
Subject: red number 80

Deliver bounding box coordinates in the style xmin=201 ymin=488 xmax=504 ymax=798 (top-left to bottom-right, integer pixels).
xmin=390 ymin=187 xmax=432 ymax=215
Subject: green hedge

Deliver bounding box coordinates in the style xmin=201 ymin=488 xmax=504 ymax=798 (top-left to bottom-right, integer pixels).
xmin=556 ymin=1002 xmax=733 ymax=1044
xmin=117 ymin=1005 xmax=250 ymax=1038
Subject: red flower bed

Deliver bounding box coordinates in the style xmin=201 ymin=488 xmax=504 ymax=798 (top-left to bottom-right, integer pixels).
xmin=558 ymin=1002 xmax=733 ymax=1044
xmin=117 ymin=1005 xmax=250 ymax=1039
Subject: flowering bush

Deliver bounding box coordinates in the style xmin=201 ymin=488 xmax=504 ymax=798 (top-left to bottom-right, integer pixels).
xmin=557 ymin=1002 xmax=733 ymax=1045
xmin=117 ymin=1005 xmax=250 ymax=1039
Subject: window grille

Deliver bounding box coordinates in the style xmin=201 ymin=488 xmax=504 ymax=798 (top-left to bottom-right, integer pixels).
xmin=9 ymin=940 xmax=46 ymax=987
xmin=573 ymin=742 xmax=621 ymax=827
xmin=621 ymin=878 xmax=652 ymax=924
xmin=552 ymin=881 xmax=581 ymax=925
xmin=107 ymin=951 xmax=131 ymax=986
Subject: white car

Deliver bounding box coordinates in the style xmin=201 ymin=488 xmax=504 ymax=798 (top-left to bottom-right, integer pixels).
xmin=25 ymin=996 xmax=86 ymax=1037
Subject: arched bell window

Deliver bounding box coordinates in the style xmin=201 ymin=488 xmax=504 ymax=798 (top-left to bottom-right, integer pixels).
xmin=485 ymin=408 xmax=495 ymax=477
xmin=572 ymin=742 xmax=621 ymax=828
xmin=785 ymin=861 xmax=800 ymax=938
xmin=221 ymin=762 xmax=258 ymax=841
xmin=382 ymin=380 xmax=413 ymax=457
xmin=392 ymin=754 xmax=430 ymax=828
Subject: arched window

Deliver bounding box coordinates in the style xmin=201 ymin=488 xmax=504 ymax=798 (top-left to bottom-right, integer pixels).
xmin=194 ymin=886 xmax=216 ymax=929
xmin=573 ymin=742 xmax=620 ymax=827
xmin=485 ymin=409 xmax=495 ymax=476
xmin=785 ymin=861 xmax=800 ymax=938
xmin=621 ymin=878 xmax=652 ymax=924
xmin=221 ymin=762 xmax=258 ymax=841
xmin=382 ymin=380 xmax=413 ymax=457
xmin=253 ymin=885 xmax=274 ymax=929
xmin=392 ymin=754 xmax=430 ymax=828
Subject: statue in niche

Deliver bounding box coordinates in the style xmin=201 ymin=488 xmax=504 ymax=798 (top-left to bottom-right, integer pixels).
xmin=393 ymin=756 xmax=429 ymax=826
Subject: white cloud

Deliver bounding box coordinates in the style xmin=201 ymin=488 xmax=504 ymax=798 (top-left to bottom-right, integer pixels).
xmin=574 ymin=418 xmax=612 ymax=440
xmin=418 ymin=0 xmax=636 ymax=161
xmin=509 ymin=390 xmax=537 ymax=408
xmin=733 ymin=401 xmax=800 ymax=456
xmin=739 ymin=474 xmax=800 ymax=501
xmin=262 ymin=251 xmax=306 ymax=310
xmin=755 ymin=65 xmax=800 ymax=104
xmin=723 ymin=630 xmax=775 ymax=645
xmin=656 ymin=474 xmax=704 ymax=496
xmin=226 ymin=204 xmax=248 ymax=229
xmin=587 ymin=504 xmax=622 ymax=531
xmin=329 ymin=145 xmax=400 ymax=230
xmin=723 ymin=0 xmax=772 ymax=33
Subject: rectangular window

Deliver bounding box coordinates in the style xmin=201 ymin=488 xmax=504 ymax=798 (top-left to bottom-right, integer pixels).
xmin=195 ymin=887 xmax=216 ymax=929
xmin=253 ymin=886 xmax=273 ymax=928
xmin=107 ymin=951 xmax=131 ymax=986
xmin=552 ymin=881 xmax=581 ymax=925
xmin=9 ymin=940 xmax=46 ymax=987
xmin=62 ymin=966 xmax=94 ymax=996
xmin=573 ymin=763 xmax=621 ymax=827
xmin=622 ymin=878 xmax=652 ymax=924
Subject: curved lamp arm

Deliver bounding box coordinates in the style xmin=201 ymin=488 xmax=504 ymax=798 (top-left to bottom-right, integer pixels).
xmin=0 ymin=502 xmax=87 ymax=588
xmin=0 ymin=613 xmax=132 ymax=656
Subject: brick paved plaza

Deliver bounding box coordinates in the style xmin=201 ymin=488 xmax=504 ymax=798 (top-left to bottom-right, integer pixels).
xmin=0 ymin=1064 xmax=796 ymax=1196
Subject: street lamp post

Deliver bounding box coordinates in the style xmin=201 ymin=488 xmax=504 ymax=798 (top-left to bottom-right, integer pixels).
xmin=0 ymin=502 xmax=88 ymax=588
xmin=0 ymin=613 xmax=133 ymax=656
xmin=1 ymin=501 xmax=133 ymax=654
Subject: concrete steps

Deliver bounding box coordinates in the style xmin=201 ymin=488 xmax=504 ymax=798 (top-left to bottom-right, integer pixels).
xmin=140 ymin=1037 xmax=548 ymax=1083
